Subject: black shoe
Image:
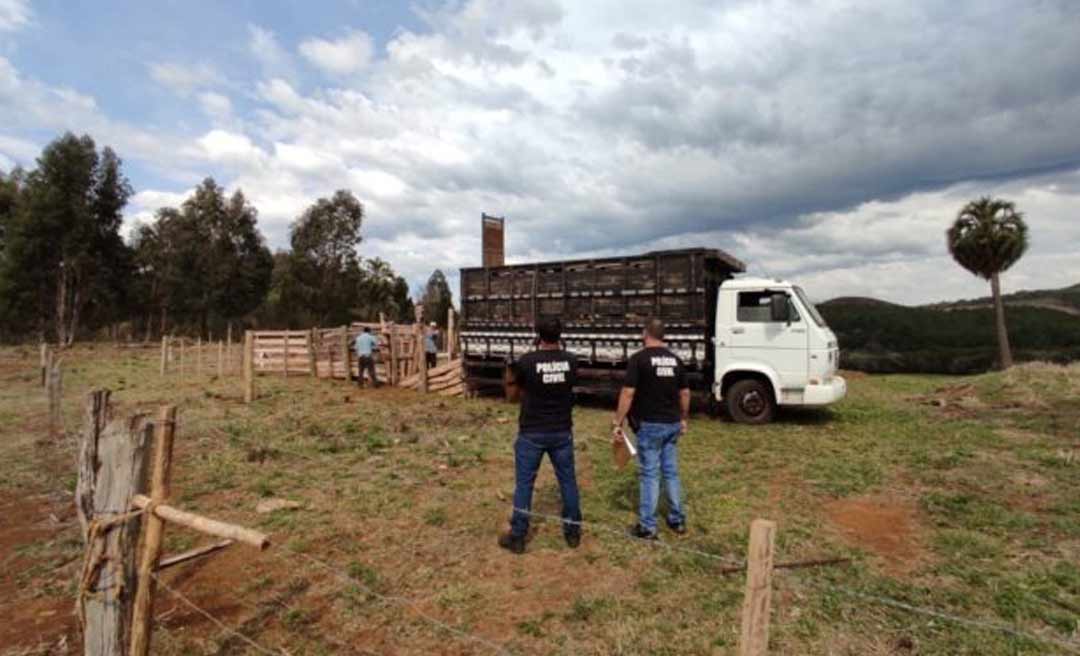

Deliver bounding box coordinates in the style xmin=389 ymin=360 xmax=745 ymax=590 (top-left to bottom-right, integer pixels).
xmin=667 ymin=521 xmax=688 ymax=536
xmin=628 ymin=524 xmax=658 ymax=541
xmin=498 ymin=533 xmax=525 ymax=554
xmin=564 ymin=531 xmax=581 ymax=548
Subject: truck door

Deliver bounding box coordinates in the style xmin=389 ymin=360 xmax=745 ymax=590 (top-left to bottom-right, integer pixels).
xmin=727 ymin=290 xmax=809 ymax=391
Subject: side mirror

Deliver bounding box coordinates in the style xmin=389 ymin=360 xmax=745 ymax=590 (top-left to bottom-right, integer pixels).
xmin=769 ymin=293 xmax=790 ymax=322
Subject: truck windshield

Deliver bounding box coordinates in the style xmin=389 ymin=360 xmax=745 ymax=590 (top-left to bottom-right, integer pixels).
xmin=794 ymin=286 xmax=827 ymax=327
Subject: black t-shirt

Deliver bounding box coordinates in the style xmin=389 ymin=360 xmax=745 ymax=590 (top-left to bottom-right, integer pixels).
xmin=624 ymin=346 xmax=689 ymax=424
xmin=512 ymin=349 xmax=578 ymax=433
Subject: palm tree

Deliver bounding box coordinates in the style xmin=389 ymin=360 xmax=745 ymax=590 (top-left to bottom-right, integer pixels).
xmin=947 ymin=197 xmax=1029 ymax=369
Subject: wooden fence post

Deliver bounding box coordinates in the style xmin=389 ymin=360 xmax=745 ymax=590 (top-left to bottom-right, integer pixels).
xmin=217 ymin=340 xmax=224 ymax=378
xmin=179 ymin=339 xmax=185 ymax=383
xmin=40 ymin=342 xmax=48 ymax=387
xmin=308 ymin=329 xmax=317 ymax=377
xmin=447 ymin=308 xmax=457 ymax=359
xmin=739 ymin=519 xmax=777 ymax=656
xmin=243 ymin=331 xmax=255 ymax=403
xmin=47 ymin=356 xmax=63 ymax=438
xmin=76 ymin=390 xmax=152 ymax=656
xmin=416 ymin=324 xmax=429 ymax=393
xmin=388 ymin=330 xmax=399 ymax=387
xmin=159 ymin=337 xmax=167 ymax=377
xmin=283 ymin=332 xmax=289 ymax=379
xmin=339 ymin=326 xmax=351 ymax=382
xmin=226 ymin=323 xmax=233 ymax=373
xmin=326 ymin=329 xmax=335 ymax=379
xmin=129 ymin=405 xmax=176 ymax=656
xmin=196 ymin=337 xmax=203 ymax=377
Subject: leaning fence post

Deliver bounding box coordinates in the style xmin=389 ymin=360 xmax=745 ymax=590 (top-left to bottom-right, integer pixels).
xmin=129 ymin=405 xmax=176 ymax=656
xmin=388 ymin=329 xmax=399 ymax=386
xmin=739 ymin=519 xmax=777 ymax=656
xmin=447 ymin=308 xmax=457 ymax=359
xmin=308 ymin=329 xmax=317 ymax=377
xmin=76 ymin=390 xmax=152 ymax=656
xmin=47 ymin=356 xmax=63 ymax=438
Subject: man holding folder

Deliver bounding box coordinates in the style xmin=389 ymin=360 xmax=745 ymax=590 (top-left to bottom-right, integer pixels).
xmin=612 ymin=318 xmax=691 ymax=540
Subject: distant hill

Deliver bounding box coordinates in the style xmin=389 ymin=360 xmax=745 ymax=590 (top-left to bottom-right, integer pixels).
xmin=818 ymin=283 xmax=1080 ymax=374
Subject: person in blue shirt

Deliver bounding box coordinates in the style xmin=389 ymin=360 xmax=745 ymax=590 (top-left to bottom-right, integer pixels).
xmin=424 ymin=322 xmax=439 ymax=369
xmin=353 ymin=327 xmax=380 ymax=388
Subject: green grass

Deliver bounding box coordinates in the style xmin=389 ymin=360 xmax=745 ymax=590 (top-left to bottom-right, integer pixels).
xmin=1 ymin=348 xmax=1078 ymax=654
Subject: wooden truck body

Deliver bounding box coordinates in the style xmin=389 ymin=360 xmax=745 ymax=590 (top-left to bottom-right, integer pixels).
xmin=459 ymin=248 xmax=746 ymax=394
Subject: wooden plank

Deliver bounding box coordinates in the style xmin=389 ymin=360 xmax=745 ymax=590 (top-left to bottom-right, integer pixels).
xmin=243 ymin=331 xmax=254 ymax=403
xmin=739 ymin=519 xmax=777 ymax=656
xmin=47 ymin=356 xmax=63 ymax=438
xmin=130 ymin=405 xmax=176 ymax=656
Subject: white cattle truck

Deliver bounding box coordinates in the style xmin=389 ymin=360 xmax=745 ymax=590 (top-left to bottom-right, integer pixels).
xmin=459 ymin=248 xmax=846 ymax=423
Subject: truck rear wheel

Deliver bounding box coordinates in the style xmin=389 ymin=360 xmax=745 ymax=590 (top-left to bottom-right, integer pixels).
xmin=726 ymin=379 xmax=775 ymax=424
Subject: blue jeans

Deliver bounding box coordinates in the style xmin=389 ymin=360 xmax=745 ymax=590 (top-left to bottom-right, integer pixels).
xmin=510 ymin=431 xmax=582 ymax=538
xmin=636 ymin=422 xmax=685 ymax=534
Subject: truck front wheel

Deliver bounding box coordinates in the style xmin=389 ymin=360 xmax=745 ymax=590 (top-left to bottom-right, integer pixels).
xmin=726 ymin=379 xmax=776 ymax=424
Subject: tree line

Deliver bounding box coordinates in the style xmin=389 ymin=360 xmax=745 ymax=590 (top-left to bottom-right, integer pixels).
xmin=0 ymin=132 xmax=452 ymax=344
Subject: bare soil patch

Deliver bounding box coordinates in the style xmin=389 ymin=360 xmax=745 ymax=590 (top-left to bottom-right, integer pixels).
xmin=825 ymin=496 xmax=924 ymax=575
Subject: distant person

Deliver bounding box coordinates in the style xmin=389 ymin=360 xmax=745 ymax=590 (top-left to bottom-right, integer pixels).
xmin=353 ymin=327 xmax=380 ymax=388
xmin=425 ymin=322 xmax=439 ymax=369
xmin=498 ymin=317 xmax=582 ymax=554
xmin=612 ymin=317 xmax=690 ymax=540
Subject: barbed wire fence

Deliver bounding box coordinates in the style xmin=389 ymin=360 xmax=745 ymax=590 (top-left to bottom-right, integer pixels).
xmin=13 ymin=346 xmax=1080 ymax=655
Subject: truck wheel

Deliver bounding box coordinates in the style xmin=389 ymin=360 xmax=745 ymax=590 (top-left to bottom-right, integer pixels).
xmin=726 ymin=379 xmax=776 ymax=424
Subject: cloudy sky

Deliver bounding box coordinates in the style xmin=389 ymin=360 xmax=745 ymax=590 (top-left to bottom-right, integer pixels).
xmin=1 ymin=0 xmax=1079 ymax=304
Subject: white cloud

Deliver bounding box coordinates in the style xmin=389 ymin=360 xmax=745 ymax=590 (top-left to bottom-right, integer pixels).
xmin=298 ymin=30 xmax=374 ymax=76
xmin=0 ymin=133 xmax=37 ymax=166
xmin=248 ymin=24 xmax=295 ymax=80
xmin=197 ymin=129 xmax=265 ymax=166
xmin=148 ymin=62 xmax=224 ymax=96
xmin=197 ymin=91 xmax=232 ymax=120
xmin=0 ymin=0 xmax=30 ymax=31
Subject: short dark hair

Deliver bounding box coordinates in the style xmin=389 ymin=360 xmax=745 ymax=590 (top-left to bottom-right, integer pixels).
xmin=644 ymin=317 xmax=665 ymax=340
xmin=536 ymin=317 xmax=562 ymax=344
xmin=363 ymin=327 xmax=371 ymax=333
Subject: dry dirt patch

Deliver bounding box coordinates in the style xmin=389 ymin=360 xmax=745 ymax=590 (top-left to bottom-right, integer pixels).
xmin=825 ymin=496 xmax=924 ymax=575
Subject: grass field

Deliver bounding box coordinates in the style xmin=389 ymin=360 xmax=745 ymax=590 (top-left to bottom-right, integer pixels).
xmin=1 ymin=346 xmax=1078 ymax=655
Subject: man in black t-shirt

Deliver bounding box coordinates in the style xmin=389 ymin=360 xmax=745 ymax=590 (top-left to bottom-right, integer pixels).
xmin=498 ymin=317 xmax=582 ymax=554
xmin=612 ymin=318 xmax=691 ymax=540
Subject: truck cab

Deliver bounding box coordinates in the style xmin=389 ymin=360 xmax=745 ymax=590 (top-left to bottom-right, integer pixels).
xmin=713 ymin=277 xmax=846 ymax=423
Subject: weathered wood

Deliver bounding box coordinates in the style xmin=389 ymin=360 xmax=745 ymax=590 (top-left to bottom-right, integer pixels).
xmin=47 ymin=356 xmax=63 ymax=438
xmin=129 ymin=406 xmax=176 ymax=656
xmin=196 ymin=337 xmax=203 ymax=376
xmin=739 ymin=519 xmax=777 ymax=656
xmin=76 ymin=390 xmax=152 ymax=656
xmin=388 ymin=331 xmax=399 ymax=386
xmin=339 ymin=326 xmax=351 ymax=382
xmin=40 ymin=342 xmax=49 ymax=387
xmin=226 ymin=323 xmax=233 ymax=373
xmin=217 ymin=340 xmax=224 ymax=378
xmin=447 ymin=308 xmax=457 ymax=359
xmin=417 ymin=324 xmax=428 ymax=394
xmin=178 ymin=339 xmax=185 ymax=382
xmin=307 ymin=329 xmax=317 ymax=377
xmin=159 ymin=337 xmax=167 ymax=377
xmin=157 ymin=539 xmax=233 ymax=571
xmin=130 ymin=495 xmax=269 ymax=549
xmin=243 ymin=331 xmax=255 ymax=404
xmin=282 ymin=333 xmax=289 ymax=379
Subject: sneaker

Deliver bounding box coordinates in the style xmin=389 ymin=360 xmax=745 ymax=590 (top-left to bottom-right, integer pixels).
xmin=564 ymin=531 xmax=581 ymax=548
xmin=667 ymin=521 xmax=688 ymax=536
xmin=498 ymin=532 xmax=525 ymax=554
xmin=628 ymin=524 xmax=659 ymax=541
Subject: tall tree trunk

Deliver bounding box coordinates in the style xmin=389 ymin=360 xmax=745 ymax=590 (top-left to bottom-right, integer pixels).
xmin=67 ymin=285 xmax=81 ymax=346
xmin=991 ymin=272 xmax=1013 ymax=369
xmin=55 ymin=263 xmax=68 ymax=347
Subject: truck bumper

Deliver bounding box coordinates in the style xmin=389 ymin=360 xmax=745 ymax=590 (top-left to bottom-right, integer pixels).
xmin=803 ymin=376 xmax=847 ymax=406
